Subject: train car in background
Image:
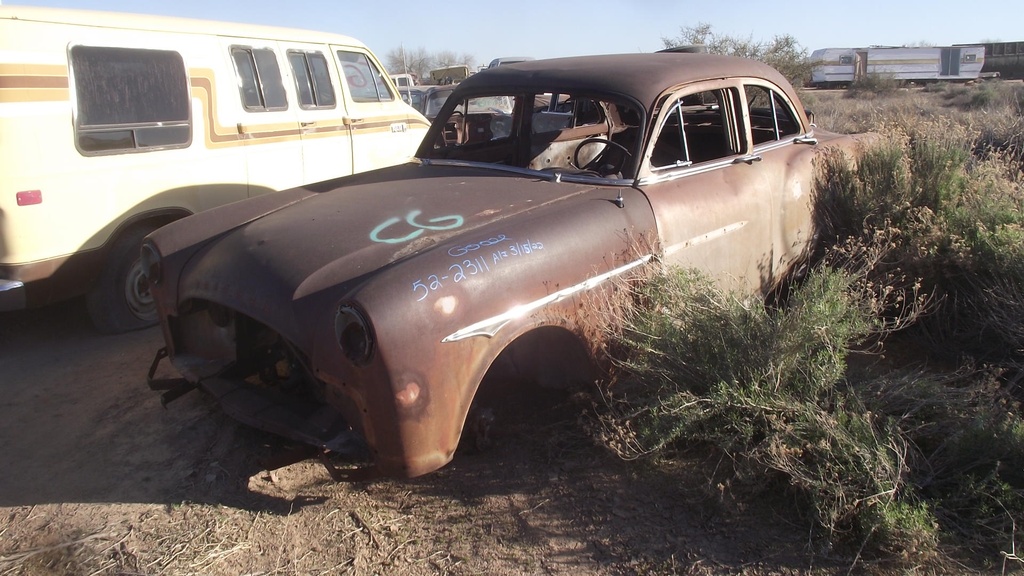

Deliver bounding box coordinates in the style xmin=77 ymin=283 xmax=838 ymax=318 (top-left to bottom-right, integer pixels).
xmin=810 ymin=45 xmax=985 ymax=88
xmin=976 ymin=41 xmax=1024 ymax=79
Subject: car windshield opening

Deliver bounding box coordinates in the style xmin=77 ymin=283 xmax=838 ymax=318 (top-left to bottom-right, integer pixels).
xmin=423 ymin=91 xmax=642 ymax=180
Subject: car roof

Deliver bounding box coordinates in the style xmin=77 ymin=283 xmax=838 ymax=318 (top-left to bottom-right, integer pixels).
xmin=455 ymin=52 xmax=794 ymax=110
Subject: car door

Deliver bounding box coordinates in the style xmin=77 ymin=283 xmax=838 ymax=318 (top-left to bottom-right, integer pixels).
xmin=638 ymin=81 xmax=775 ymax=294
xmin=282 ymin=42 xmax=355 ymax=184
xmin=740 ymin=81 xmax=818 ymax=281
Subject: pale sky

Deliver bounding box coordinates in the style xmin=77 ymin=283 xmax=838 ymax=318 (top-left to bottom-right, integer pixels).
xmin=5 ymin=0 xmax=1019 ymax=67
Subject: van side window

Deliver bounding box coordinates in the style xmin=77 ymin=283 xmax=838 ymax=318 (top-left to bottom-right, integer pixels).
xmin=231 ymin=47 xmax=288 ymax=111
xmin=288 ymin=51 xmax=336 ymax=109
xmin=745 ymin=85 xmax=800 ymax=145
xmin=336 ymin=50 xmax=394 ymax=103
xmin=70 ymin=46 xmax=190 ymax=154
xmin=651 ymin=88 xmax=740 ymax=170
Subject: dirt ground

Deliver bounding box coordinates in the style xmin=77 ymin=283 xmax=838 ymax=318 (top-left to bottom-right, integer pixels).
xmin=1 ymin=299 xmax=852 ymax=575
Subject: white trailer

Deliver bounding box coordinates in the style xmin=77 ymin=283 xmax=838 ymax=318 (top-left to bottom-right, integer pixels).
xmin=810 ymin=45 xmax=985 ymax=87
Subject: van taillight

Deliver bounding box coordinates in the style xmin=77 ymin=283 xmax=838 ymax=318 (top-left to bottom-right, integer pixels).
xmin=16 ymin=190 xmax=42 ymax=206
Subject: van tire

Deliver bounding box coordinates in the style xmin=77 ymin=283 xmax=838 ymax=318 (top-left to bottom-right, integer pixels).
xmin=86 ymin=225 xmax=159 ymax=334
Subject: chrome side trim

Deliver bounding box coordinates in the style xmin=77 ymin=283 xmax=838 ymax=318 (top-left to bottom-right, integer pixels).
xmin=0 ymin=279 xmax=27 ymax=311
xmin=0 ymin=280 xmax=24 ymax=292
xmin=663 ymin=221 xmax=748 ymax=257
xmin=442 ymin=254 xmax=653 ymax=342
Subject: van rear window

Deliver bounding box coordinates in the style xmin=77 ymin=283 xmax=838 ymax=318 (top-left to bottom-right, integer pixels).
xmin=70 ymin=46 xmax=191 ymax=154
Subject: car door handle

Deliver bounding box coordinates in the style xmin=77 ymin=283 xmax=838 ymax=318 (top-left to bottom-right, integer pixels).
xmin=794 ymin=136 xmax=818 ymax=145
xmin=300 ymin=121 xmax=317 ymax=127
xmin=344 ymin=117 xmax=365 ymax=126
xmin=733 ymin=155 xmax=763 ymax=165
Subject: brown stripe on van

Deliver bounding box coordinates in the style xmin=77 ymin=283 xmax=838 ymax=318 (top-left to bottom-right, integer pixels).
xmin=0 ymin=75 xmax=68 ymax=90
xmin=191 ymin=71 xmax=345 ymax=148
xmin=190 ymin=73 xmax=242 ymax=147
xmin=0 ymin=66 xmax=69 ymax=103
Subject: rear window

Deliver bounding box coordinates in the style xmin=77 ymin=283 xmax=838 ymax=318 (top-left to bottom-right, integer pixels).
xmin=71 ymin=46 xmax=191 ymax=154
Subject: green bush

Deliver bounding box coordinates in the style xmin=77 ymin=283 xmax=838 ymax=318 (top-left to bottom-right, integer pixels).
xmin=968 ymin=84 xmax=999 ymax=109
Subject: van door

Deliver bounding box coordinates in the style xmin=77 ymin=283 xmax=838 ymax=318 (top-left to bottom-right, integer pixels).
xmin=220 ymin=38 xmax=304 ymax=196
xmin=282 ymin=42 xmax=354 ymax=184
xmin=332 ymin=46 xmax=423 ymax=173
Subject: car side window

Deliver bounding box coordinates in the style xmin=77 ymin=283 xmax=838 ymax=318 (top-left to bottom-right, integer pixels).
xmin=650 ymin=88 xmax=740 ymax=170
xmin=336 ymin=50 xmax=394 ymax=103
xmin=745 ymin=84 xmax=800 ymax=145
xmin=288 ymin=50 xmax=336 ymax=109
xmin=70 ymin=45 xmax=191 ymax=154
xmin=231 ymin=47 xmax=288 ymax=111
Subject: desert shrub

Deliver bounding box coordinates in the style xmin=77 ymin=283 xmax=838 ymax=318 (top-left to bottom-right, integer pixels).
xmin=811 ymin=135 xmax=969 ymax=281
xmin=968 ymin=83 xmax=999 ymax=109
xmin=922 ymin=82 xmax=950 ymax=94
xmin=847 ymin=73 xmax=903 ymax=97
xmin=816 ymin=128 xmax=1024 ymax=365
xmin=599 ymin=264 xmax=936 ymax=556
xmin=599 ymin=262 xmax=1024 ymax=565
xmin=599 ymin=117 xmax=1024 ymax=566
xmin=938 ymin=82 xmax=970 ymax=103
xmin=813 ymin=132 xmax=1024 ymax=557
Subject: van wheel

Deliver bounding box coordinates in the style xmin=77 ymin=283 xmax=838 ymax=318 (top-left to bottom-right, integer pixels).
xmin=86 ymin=226 xmax=159 ymax=334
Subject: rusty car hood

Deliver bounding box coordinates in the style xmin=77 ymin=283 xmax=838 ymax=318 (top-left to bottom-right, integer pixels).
xmin=178 ymin=163 xmax=621 ymax=339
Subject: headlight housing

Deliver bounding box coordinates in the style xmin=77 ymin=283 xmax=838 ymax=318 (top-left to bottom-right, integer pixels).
xmin=335 ymin=305 xmax=374 ymax=364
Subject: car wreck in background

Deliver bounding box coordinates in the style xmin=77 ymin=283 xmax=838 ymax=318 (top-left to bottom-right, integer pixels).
xmin=144 ymin=53 xmax=872 ymax=480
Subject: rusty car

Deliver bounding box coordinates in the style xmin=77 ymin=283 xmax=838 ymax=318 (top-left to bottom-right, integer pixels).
xmin=143 ymin=53 xmax=871 ymax=480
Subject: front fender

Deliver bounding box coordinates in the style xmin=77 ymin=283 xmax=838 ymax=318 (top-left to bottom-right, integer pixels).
xmin=309 ymin=186 xmax=657 ymax=477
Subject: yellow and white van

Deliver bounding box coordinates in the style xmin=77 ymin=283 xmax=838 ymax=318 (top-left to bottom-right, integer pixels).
xmin=0 ymin=6 xmax=429 ymax=332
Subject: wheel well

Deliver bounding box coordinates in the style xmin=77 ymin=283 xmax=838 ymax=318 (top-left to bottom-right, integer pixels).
xmin=112 ymin=209 xmax=191 ymax=246
xmin=457 ymin=326 xmax=597 ymax=452
xmin=474 ymin=326 xmax=597 ymax=404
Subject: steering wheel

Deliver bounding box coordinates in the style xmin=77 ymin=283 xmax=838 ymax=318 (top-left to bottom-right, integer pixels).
xmin=572 ymin=137 xmax=631 ymax=176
